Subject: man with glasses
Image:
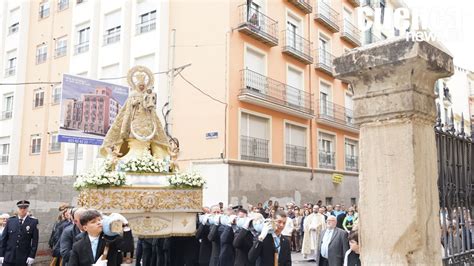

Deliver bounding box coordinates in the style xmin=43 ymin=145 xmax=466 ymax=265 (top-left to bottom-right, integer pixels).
xmin=0 ymin=200 xmax=39 ymax=266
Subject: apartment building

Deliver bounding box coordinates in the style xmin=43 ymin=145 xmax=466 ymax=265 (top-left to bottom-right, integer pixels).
xmin=166 ymin=0 xmax=369 ymax=207
xmin=0 ymin=1 xmax=32 ymax=175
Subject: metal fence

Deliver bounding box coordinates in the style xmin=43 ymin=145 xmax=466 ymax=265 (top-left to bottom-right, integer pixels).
xmin=240 ymin=135 xmax=269 ymax=163
xmin=435 ymin=107 xmax=474 ymax=265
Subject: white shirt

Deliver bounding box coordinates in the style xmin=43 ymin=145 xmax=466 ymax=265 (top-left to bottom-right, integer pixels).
xmin=320 ymin=228 xmax=334 ymax=259
xmin=18 ymin=216 xmax=27 ymax=224
xmin=282 ymin=217 xmax=294 ymax=237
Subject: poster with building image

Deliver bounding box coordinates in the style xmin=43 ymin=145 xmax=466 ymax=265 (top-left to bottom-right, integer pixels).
xmin=58 ymin=74 xmax=129 ymax=145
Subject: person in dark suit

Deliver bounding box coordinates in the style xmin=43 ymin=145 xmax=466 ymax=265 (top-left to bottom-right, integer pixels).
xmin=0 ymin=200 xmax=39 ymax=266
xmin=233 ymin=210 xmax=256 ymax=266
xmin=196 ymin=214 xmax=212 ymax=266
xmin=248 ymin=210 xmax=292 ymax=266
xmin=218 ymin=215 xmax=235 ymax=266
xmin=68 ymin=210 xmax=133 ymax=266
xmin=208 ymin=206 xmax=222 ymax=266
xmin=319 ymin=215 xmax=349 ymax=266
xmin=60 ymin=208 xmax=87 ymax=266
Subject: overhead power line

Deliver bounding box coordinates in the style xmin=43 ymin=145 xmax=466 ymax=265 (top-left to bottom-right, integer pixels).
xmin=177 ymin=72 xmax=227 ymax=105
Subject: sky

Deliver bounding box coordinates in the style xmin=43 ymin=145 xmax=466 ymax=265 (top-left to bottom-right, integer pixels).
xmin=404 ymin=0 xmax=474 ymax=70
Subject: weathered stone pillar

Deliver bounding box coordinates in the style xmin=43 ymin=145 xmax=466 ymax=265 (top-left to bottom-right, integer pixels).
xmin=334 ymin=39 xmax=453 ymax=265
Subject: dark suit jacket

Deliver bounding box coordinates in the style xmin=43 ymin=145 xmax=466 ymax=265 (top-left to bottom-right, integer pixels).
xmin=0 ymin=216 xmax=39 ymax=264
xmin=208 ymin=224 xmax=221 ymax=266
xmin=195 ymin=223 xmax=212 ymax=265
xmin=52 ymin=220 xmax=72 ymax=257
xmin=68 ymin=230 xmax=133 ymax=266
xmin=218 ymin=225 xmax=235 ymax=266
xmin=60 ymin=224 xmax=82 ymax=265
xmin=232 ymin=228 xmax=255 ymax=266
xmin=318 ymin=228 xmax=349 ymax=266
xmin=248 ymin=233 xmax=291 ymax=266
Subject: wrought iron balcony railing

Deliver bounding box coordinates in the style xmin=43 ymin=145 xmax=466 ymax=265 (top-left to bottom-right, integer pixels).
xmin=103 ymin=30 xmax=121 ymax=45
xmin=136 ymin=18 xmax=156 ymax=35
xmin=49 ymin=142 xmax=61 ymax=152
xmin=319 ymin=150 xmax=335 ymax=169
xmin=4 ymin=67 xmax=15 ymax=77
xmin=341 ymin=19 xmax=361 ymax=46
xmin=237 ymin=4 xmax=279 ymax=46
xmin=287 ymin=0 xmax=312 ymax=14
xmin=282 ymin=30 xmax=313 ymax=64
xmin=363 ymin=30 xmax=381 ymax=45
xmin=362 ymin=0 xmax=381 ymax=8
xmin=314 ymin=1 xmax=340 ymax=32
xmin=36 ymin=53 xmax=47 ymax=64
xmin=316 ymin=99 xmax=357 ymax=129
xmin=240 ymin=135 xmax=270 ymax=163
xmin=1 ymin=111 xmax=12 ymax=120
xmin=52 ymin=94 xmax=61 ymax=104
xmin=286 ymin=144 xmax=307 ymax=167
xmin=0 ymin=155 xmax=8 ymax=164
xmin=240 ymin=69 xmax=313 ymax=115
xmin=315 ymin=49 xmax=335 ymax=75
xmin=55 ymin=46 xmax=67 ymax=58
xmin=345 ymin=155 xmax=358 ymax=171
xmin=74 ymin=42 xmax=89 ymax=54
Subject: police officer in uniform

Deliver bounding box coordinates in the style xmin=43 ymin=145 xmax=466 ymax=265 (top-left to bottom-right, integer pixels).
xmin=0 ymin=200 xmax=39 ymax=266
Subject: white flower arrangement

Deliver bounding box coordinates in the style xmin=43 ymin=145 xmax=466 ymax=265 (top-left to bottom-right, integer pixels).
xmin=73 ymin=158 xmax=127 ymax=190
xmin=168 ymin=171 xmax=206 ymax=188
xmin=117 ymin=153 xmax=171 ymax=173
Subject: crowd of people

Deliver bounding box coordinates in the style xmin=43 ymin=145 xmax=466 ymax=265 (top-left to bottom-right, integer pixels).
xmin=0 ymin=199 xmax=361 ymax=266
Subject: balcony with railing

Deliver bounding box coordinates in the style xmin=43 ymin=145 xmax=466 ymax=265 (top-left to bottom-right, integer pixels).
xmin=315 ymin=49 xmax=335 ymax=76
xmin=362 ymin=0 xmax=381 ymax=8
xmin=341 ymin=19 xmax=361 ymax=46
xmin=316 ymin=99 xmax=358 ymax=132
xmin=4 ymin=67 xmax=15 ymax=77
xmin=348 ymin=0 xmax=361 ymax=7
xmin=36 ymin=53 xmax=47 ymax=64
xmin=74 ymin=42 xmax=89 ymax=54
xmin=319 ymin=150 xmax=335 ymax=169
xmin=288 ymin=0 xmax=312 ymax=14
xmin=363 ymin=30 xmax=381 ymax=45
xmin=345 ymin=155 xmax=358 ymax=172
xmin=55 ymin=46 xmax=67 ymax=58
xmin=314 ymin=1 xmax=340 ymax=32
xmin=282 ymin=31 xmax=313 ymax=64
xmin=1 ymin=111 xmax=12 ymax=120
xmin=136 ymin=18 xmax=156 ymax=34
xmin=240 ymin=135 xmax=269 ymax=163
xmin=286 ymin=144 xmax=307 ymax=167
xmin=0 ymin=155 xmax=8 ymax=164
xmin=237 ymin=4 xmax=279 ymax=46
xmin=239 ymin=69 xmax=314 ymax=119
xmin=49 ymin=142 xmax=61 ymax=152
xmin=103 ymin=29 xmax=121 ymax=45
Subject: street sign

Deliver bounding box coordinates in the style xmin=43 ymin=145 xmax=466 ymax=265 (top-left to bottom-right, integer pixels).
xmin=206 ymin=132 xmax=218 ymax=139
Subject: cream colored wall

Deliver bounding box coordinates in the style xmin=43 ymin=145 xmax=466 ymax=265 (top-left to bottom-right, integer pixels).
xmin=168 ymin=0 xmax=230 ymax=166
xmin=18 ymin=0 xmax=71 ymax=175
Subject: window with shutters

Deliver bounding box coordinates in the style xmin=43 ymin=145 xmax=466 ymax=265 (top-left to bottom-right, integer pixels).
xmin=240 ymin=112 xmax=270 ymax=162
xmin=318 ymin=131 xmax=335 ymax=169
xmin=285 ymin=123 xmax=307 ymax=167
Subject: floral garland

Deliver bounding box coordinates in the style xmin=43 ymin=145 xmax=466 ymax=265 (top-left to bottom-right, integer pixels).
xmin=73 ymin=159 xmax=127 ymax=190
xmin=117 ymin=153 xmax=171 ymax=173
xmin=168 ymin=171 xmax=206 ymax=188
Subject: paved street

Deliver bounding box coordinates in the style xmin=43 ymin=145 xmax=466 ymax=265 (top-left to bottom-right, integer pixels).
xmin=291 ymin=252 xmax=315 ymax=265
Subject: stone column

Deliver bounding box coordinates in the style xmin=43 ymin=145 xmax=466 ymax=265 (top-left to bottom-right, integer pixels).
xmin=333 ymin=39 xmax=453 ymax=265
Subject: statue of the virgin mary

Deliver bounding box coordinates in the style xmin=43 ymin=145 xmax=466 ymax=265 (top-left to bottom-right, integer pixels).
xmin=99 ymin=66 xmax=170 ymax=161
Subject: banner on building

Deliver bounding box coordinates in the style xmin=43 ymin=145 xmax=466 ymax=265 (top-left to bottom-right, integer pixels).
xmin=332 ymin=173 xmax=344 ymax=184
xmin=58 ymin=74 xmax=129 ymax=145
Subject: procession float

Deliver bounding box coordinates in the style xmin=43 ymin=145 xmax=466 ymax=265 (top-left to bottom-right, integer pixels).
xmin=73 ymin=66 xmax=204 ymax=237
